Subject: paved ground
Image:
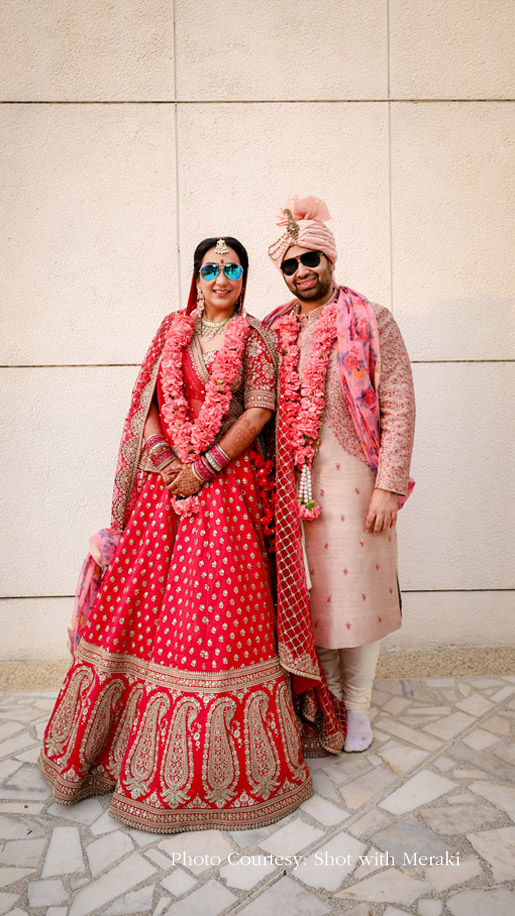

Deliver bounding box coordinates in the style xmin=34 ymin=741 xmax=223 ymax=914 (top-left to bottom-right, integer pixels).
xmin=1 ymin=674 xmax=515 ymax=916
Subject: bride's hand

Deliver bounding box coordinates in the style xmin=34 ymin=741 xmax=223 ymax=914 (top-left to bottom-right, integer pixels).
xmin=160 ymin=459 xmax=182 ymax=486
xmin=167 ymin=464 xmax=203 ymax=497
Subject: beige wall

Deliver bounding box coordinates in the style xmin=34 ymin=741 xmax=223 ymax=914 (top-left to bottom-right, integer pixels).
xmin=1 ymin=1 xmax=514 ymax=659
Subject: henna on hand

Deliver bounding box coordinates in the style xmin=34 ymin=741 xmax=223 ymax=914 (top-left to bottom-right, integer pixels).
xmin=218 ymin=408 xmax=273 ymax=459
xmin=160 ymin=459 xmax=182 ymax=486
xmin=167 ymin=464 xmax=203 ymax=497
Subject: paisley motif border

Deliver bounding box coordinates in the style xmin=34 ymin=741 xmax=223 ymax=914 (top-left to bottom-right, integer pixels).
xmin=109 ymin=776 xmax=313 ymax=833
xmin=38 ymin=751 xmax=115 ymax=804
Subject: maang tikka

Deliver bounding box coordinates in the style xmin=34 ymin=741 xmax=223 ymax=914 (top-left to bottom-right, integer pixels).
xmin=214 ymin=238 xmax=229 ymax=255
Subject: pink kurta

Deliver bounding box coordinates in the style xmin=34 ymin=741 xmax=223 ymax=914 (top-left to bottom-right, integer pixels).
xmin=298 ymin=302 xmax=415 ymax=649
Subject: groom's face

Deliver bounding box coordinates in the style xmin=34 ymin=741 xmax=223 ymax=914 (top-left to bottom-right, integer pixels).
xmin=280 ymin=246 xmax=333 ymax=302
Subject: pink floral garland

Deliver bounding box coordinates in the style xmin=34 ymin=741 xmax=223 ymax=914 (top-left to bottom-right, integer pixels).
xmin=276 ymin=304 xmax=338 ymax=519
xmin=159 ymin=311 xmax=251 ymax=516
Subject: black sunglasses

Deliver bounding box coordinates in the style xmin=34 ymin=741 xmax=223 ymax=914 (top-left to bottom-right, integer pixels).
xmin=281 ymin=250 xmax=322 ymax=276
xmin=200 ymin=262 xmax=243 ymax=282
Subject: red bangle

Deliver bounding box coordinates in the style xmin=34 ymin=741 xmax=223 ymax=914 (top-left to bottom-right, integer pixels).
xmin=204 ymin=444 xmax=230 ymax=473
xmin=192 ymin=455 xmax=216 ymax=483
xmin=143 ymin=434 xmax=178 ymax=469
xmin=144 ymin=434 xmax=167 ymax=453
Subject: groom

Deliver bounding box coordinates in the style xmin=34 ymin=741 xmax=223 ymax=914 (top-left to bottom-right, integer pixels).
xmin=265 ymin=196 xmax=415 ymax=752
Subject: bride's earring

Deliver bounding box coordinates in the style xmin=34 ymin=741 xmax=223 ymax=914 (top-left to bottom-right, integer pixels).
xmin=196 ymin=286 xmax=205 ymax=318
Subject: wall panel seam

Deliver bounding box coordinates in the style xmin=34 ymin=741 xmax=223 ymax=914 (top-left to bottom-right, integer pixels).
xmin=172 ymin=0 xmax=181 ymax=305
xmin=3 ymin=360 xmax=514 ymax=369
xmin=3 ymin=589 xmax=513 ymax=600
xmin=1 ymin=100 xmax=514 ymax=105
xmin=386 ymin=0 xmax=394 ymax=314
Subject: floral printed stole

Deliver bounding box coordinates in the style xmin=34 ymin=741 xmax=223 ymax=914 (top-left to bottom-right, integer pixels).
xmin=335 ymin=286 xmax=382 ymax=474
xmin=336 ymin=285 xmax=414 ymax=506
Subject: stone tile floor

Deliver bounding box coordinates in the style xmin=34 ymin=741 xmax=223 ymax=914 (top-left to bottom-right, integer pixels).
xmin=1 ymin=675 xmax=515 ymax=916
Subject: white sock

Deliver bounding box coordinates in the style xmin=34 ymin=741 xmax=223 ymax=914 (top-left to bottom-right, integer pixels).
xmin=344 ymin=711 xmax=373 ymax=752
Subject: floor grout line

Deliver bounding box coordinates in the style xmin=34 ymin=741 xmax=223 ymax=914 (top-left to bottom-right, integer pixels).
xmin=1 ymin=99 xmax=514 ymax=105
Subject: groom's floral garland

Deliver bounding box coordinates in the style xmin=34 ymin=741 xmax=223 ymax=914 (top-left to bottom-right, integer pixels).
xmin=159 ymin=311 xmax=251 ymax=515
xmin=275 ymin=303 xmax=338 ymax=519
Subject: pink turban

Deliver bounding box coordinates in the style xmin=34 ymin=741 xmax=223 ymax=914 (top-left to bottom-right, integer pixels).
xmin=268 ymin=195 xmax=338 ymax=268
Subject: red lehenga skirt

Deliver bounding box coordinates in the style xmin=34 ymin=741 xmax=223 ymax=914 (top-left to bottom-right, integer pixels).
xmin=39 ymin=448 xmax=313 ymax=832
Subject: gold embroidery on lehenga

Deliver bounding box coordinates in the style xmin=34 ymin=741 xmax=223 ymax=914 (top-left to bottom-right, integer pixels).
xmin=245 ymin=692 xmax=279 ymax=800
xmin=108 ymin=774 xmax=314 ymax=832
xmin=45 ymin=666 xmax=94 ymax=758
xmin=161 ymin=697 xmax=200 ymax=806
xmin=276 ymin=681 xmax=304 ymax=777
xmin=81 ymin=679 xmax=125 ymax=767
xmin=108 ymin=684 xmax=144 ymax=772
xmin=124 ymin=692 xmax=170 ymax=798
xmin=77 ymin=639 xmax=285 ymax=692
xmin=203 ymin=697 xmax=239 ymax=807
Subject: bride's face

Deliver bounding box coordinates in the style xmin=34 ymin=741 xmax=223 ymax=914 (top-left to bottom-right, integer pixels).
xmin=197 ymin=246 xmax=244 ymax=317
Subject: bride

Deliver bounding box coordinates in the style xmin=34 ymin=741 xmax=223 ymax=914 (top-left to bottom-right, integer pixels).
xmin=39 ymin=236 xmax=313 ymax=832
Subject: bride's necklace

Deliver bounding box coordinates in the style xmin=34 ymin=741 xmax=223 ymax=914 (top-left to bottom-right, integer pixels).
xmin=198 ymin=314 xmax=233 ymax=341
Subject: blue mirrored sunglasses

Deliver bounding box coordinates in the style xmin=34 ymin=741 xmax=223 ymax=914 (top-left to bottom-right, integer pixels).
xmin=200 ymin=262 xmax=243 ymax=282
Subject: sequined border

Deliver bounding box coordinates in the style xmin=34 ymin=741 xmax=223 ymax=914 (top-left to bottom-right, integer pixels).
xmin=38 ymin=752 xmax=115 ymax=804
xmin=76 ymin=639 xmax=287 ymax=693
xmin=109 ymin=776 xmax=313 ymax=834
